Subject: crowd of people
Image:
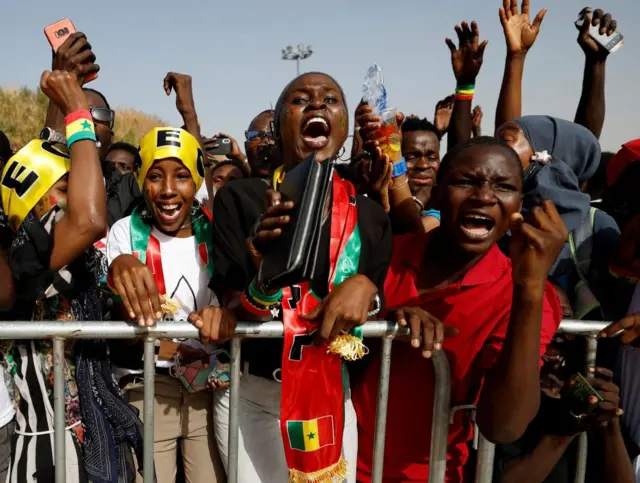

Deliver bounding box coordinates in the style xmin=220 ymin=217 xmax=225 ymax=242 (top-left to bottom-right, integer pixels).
xmin=1 ymin=1 xmax=640 ymax=482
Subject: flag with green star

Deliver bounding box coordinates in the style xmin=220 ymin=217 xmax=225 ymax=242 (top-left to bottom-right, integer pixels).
xmin=286 ymin=416 xmax=335 ymax=452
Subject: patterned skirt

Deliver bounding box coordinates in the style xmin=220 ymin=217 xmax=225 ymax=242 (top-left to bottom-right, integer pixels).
xmin=5 ymin=341 xmax=87 ymax=483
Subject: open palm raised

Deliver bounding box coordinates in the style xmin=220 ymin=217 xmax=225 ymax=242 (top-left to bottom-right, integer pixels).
xmin=499 ymin=0 xmax=547 ymax=55
xmin=445 ymin=21 xmax=488 ymax=85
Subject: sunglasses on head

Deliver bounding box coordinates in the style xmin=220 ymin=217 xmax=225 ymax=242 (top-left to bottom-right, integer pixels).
xmin=245 ymin=130 xmax=274 ymax=142
xmin=90 ymin=107 xmax=115 ymax=129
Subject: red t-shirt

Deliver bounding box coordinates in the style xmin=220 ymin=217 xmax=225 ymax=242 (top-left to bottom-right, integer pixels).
xmin=352 ymin=233 xmax=562 ymax=483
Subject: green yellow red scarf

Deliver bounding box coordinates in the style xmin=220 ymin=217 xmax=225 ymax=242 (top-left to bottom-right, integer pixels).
xmin=278 ymin=169 xmax=362 ymax=482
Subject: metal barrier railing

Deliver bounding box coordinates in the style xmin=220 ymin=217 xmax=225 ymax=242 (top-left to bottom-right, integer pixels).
xmin=0 ymin=319 xmax=612 ymax=483
xmin=473 ymin=320 xmax=613 ymax=483
xmin=0 ymin=320 xmax=443 ymax=483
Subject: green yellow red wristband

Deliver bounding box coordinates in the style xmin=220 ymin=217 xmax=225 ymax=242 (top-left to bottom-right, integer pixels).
xmin=455 ymin=84 xmax=475 ymax=101
xmin=65 ymin=109 xmax=97 ymax=148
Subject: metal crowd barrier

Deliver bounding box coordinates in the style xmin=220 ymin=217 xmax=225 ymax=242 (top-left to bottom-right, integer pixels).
xmin=0 ymin=319 xmax=613 ymax=483
xmin=474 ymin=320 xmax=613 ymax=483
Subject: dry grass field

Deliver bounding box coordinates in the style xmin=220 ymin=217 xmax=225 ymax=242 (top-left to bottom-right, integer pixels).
xmin=0 ymin=86 xmax=166 ymax=149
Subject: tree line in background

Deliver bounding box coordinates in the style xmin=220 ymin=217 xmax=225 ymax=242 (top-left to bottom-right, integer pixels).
xmin=0 ymin=86 xmax=165 ymax=149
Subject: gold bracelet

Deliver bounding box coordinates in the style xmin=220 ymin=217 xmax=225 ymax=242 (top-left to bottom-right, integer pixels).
xmin=389 ymin=179 xmax=408 ymax=191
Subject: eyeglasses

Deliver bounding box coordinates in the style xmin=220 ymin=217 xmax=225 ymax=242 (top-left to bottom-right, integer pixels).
xmin=245 ymin=130 xmax=274 ymax=143
xmin=90 ymin=108 xmax=115 ymax=129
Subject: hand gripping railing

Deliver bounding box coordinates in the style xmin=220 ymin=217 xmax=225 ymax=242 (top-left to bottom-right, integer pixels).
xmin=0 ymin=319 xmax=604 ymax=483
xmin=0 ymin=320 xmax=451 ymax=483
xmin=474 ymin=320 xmax=614 ymax=483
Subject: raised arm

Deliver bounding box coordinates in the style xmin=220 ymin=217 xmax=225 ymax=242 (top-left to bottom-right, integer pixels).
xmin=574 ymin=8 xmax=618 ymax=139
xmin=495 ymin=0 xmax=547 ymax=130
xmin=41 ymin=71 xmax=107 ymax=270
xmin=164 ymin=72 xmax=205 ymax=151
xmin=445 ymin=21 xmax=488 ymax=151
xmin=477 ymin=201 xmax=566 ymax=443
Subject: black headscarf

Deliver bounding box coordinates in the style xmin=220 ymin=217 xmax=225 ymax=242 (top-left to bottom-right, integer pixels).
xmin=514 ymin=116 xmax=600 ymax=232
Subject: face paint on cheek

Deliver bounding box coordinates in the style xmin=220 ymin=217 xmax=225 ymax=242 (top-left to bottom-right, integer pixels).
xmin=144 ymin=186 xmax=157 ymax=200
xmin=339 ymin=113 xmax=346 ymax=131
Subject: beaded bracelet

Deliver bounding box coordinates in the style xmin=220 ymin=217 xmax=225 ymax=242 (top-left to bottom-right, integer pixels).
xmin=455 ymin=84 xmax=475 ymax=101
xmin=65 ymin=109 xmax=97 ymax=148
xmin=248 ymin=280 xmax=283 ymax=307
xmin=240 ymin=291 xmax=273 ymax=317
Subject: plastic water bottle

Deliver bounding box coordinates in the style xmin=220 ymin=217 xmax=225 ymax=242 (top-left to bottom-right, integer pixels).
xmin=362 ymin=64 xmax=387 ymax=115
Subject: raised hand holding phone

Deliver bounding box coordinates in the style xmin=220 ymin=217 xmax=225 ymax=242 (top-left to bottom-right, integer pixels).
xmin=576 ymin=8 xmax=623 ymax=58
xmin=45 ymin=20 xmax=98 ymax=84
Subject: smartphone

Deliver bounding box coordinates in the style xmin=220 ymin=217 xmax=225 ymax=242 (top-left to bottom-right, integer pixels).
xmin=44 ymin=19 xmax=98 ymax=83
xmin=575 ymin=14 xmax=624 ymax=53
xmin=566 ymin=373 xmax=604 ymax=414
xmin=206 ymin=137 xmax=232 ymax=157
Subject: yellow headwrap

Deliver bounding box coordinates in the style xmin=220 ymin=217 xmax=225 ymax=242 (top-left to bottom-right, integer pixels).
xmin=1 ymin=140 xmax=70 ymax=231
xmin=137 ymin=127 xmax=205 ymax=191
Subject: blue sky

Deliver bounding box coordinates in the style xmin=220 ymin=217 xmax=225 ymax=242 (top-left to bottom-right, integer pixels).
xmin=2 ymin=0 xmax=639 ymax=152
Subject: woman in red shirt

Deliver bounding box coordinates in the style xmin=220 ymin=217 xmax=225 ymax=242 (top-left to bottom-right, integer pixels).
xmin=352 ymin=136 xmax=566 ymax=482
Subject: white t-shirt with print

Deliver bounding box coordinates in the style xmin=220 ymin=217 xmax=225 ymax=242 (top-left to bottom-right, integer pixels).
xmin=107 ymin=216 xmax=218 ymax=374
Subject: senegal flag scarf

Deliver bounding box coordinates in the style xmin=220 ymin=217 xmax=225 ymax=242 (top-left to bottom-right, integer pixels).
xmin=278 ymin=169 xmax=362 ymax=482
xmin=129 ymin=202 xmax=214 ymax=290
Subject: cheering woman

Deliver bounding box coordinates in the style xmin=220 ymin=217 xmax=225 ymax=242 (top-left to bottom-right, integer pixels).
xmin=1 ymin=71 xmax=144 ymax=483
xmin=106 ymin=127 xmax=226 ymax=483
xmin=196 ymin=72 xmax=393 ymax=482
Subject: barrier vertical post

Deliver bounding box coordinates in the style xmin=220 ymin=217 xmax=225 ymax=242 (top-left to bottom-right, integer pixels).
xmin=429 ymin=351 xmax=452 ymax=483
xmin=474 ymin=434 xmax=496 ymax=483
xmin=53 ymin=337 xmax=66 ymax=483
xmin=371 ymin=336 xmax=393 ymax=483
xmin=143 ymin=337 xmax=156 ymax=481
xmin=574 ymin=334 xmax=598 ymax=483
xmin=228 ymin=337 xmax=242 ymax=483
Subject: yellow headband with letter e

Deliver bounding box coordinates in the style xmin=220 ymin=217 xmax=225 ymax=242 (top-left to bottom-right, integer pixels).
xmin=1 ymin=140 xmax=70 ymax=231
xmin=137 ymin=127 xmax=205 ymax=191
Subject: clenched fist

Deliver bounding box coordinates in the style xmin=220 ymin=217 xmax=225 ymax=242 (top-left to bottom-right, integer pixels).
xmin=40 ymin=70 xmax=88 ymax=117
